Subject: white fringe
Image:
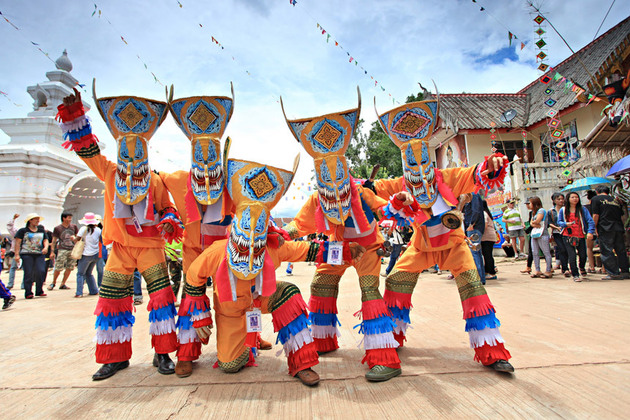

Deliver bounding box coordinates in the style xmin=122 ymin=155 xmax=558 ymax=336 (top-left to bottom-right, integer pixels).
xmin=94 ymin=325 xmax=133 ymax=345
xmin=59 ymin=114 xmax=90 ymax=133
xmin=283 ymin=328 xmax=314 ymax=356
xmin=363 ymin=332 xmax=400 ymax=350
xmin=468 ymin=327 xmax=505 ymax=349
xmin=149 ymin=318 xmax=177 ymax=335
xmin=178 ymin=327 xmax=199 ymax=344
xmin=191 ymin=311 xmax=211 ymax=322
xmin=311 ymin=324 xmax=341 ymax=339
xmin=392 ymin=319 xmax=408 ymax=335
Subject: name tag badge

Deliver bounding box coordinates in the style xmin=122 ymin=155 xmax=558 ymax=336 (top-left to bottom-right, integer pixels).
xmin=132 ymin=216 xmax=143 ymax=233
xmin=328 ymin=241 xmax=344 ymax=266
xmin=246 ymin=309 xmax=262 ymax=333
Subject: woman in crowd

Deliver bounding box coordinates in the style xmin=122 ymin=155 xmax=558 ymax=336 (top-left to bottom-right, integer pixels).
xmin=481 ymin=201 xmax=498 ymax=281
xmin=558 ymin=192 xmax=595 ymax=282
xmin=548 ymin=193 xmax=570 ymax=277
xmin=74 ymin=212 xmax=101 ymax=297
xmin=527 ymin=196 xmax=553 ymax=278
xmin=584 ymin=190 xmax=598 ymax=273
xmin=13 ymin=213 xmax=48 ymax=299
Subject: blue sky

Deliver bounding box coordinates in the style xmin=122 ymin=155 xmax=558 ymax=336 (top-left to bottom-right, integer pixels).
xmin=0 ymin=0 xmax=627 ymax=216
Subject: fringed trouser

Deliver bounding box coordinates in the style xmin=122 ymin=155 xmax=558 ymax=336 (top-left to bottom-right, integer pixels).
xmin=383 ymin=240 xmax=511 ymax=365
xmin=94 ymin=243 xmax=177 ymax=364
xmin=203 ymin=280 xmax=318 ymax=376
xmin=309 ymin=242 xmax=401 ymax=369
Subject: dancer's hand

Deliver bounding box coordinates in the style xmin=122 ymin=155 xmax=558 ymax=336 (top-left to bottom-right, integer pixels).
xmin=395 ymin=191 xmax=414 ymax=206
xmin=195 ymin=325 xmax=212 ymax=345
xmin=162 ymin=223 xmax=174 ymax=233
xmin=63 ymin=87 xmax=81 ymax=106
xmin=482 ymin=154 xmax=509 ymax=176
xmin=349 ymin=242 xmax=366 ymax=262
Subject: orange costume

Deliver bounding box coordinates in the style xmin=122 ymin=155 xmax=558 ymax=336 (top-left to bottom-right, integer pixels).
xmin=57 ymin=87 xmax=184 ymax=376
xmin=280 ymin=90 xmax=404 ymax=381
xmin=158 ymin=89 xmax=235 ymax=364
xmin=182 ymin=154 xmax=322 ymax=382
xmin=373 ymin=96 xmax=513 ymax=371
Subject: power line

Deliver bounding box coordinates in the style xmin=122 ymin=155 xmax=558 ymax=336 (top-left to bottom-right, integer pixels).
xmin=593 ymin=0 xmax=616 ymax=40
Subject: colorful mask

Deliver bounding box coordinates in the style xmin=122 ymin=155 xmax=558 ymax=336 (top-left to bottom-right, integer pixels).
xmin=169 ymin=85 xmax=234 ymax=205
xmin=376 ymin=98 xmax=440 ymax=208
xmin=93 ymin=83 xmax=168 ymax=205
xmin=225 ymin=154 xmax=298 ymax=280
xmin=280 ymin=89 xmax=360 ymax=225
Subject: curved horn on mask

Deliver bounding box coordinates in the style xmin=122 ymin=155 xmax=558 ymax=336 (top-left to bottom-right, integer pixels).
xmin=228 ymin=81 xmax=235 ymax=122
xmin=91 ymin=78 xmax=106 ymax=122
xmin=373 ymin=96 xmax=389 ymax=136
xmin=432 ymin=79 xmax=440 ymax=133
xmin=165 ymin=84 xmax=175 ymax=115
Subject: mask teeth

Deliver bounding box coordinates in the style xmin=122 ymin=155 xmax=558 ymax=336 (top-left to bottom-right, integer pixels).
xmin=126 ymin=162 xmax=132 ymax=200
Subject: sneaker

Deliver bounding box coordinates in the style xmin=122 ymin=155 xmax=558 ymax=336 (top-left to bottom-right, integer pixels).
xmin=447 ymin=274 xmax=454 ymax=280
xmin=564 ymin=271 xmax=571 ymax=278
xmin=573 ymin=276 xmax=582 ymax=282
xmin=602 ymin=274 xmax=623 ymax=280
xmin=25 ymin=295 xmax=34 ymax=299
xmin=47 ymin=283 xmax=56 ymax=291
xmin=365 ymin=365 xmax=402 ymax=382
xmin=2 ymin=295 xmax=16 ymax=310
xmin=380 ymin=271 xmax=388 ymax=277
xmin=134 ymin=297 xmax=143 ymax=305
xmin=36 ymin=293 xmax=47 ymax=297
xmin=485 ymin=275 xmax=497 ymax=280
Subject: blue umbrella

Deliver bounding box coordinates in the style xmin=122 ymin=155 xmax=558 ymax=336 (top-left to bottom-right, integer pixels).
xmin=606 ymin=154 xmax=630 ymax=177
xmin=561 ymin=177 xmax=616 ymax=192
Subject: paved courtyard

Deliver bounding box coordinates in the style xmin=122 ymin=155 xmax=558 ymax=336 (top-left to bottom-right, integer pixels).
xmin=1 ymin=258 xmax=629 ymax=419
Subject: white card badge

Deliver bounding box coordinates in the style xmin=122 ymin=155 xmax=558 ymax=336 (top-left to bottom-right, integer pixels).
xmin=246 ymin=309 xmax=262 ymax=333
xmin=327 ymin=241 xmax=344 ymax=266
xmin=131 ymin=216 xmax=143 ymax=233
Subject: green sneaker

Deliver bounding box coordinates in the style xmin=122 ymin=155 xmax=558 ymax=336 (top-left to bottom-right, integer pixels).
xmin=365 ymin=365 xmax=401 ymax=382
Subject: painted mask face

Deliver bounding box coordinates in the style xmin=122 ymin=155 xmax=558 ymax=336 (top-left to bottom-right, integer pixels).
xmin=169 ymin=94 xmax=234 ymax=205
xmin=225 ymin=158 xmax=296 ymax=280
xmin=94 ymin=92 xmax=168 ymax=205
xmin=376 ymin=99 xmax=440 ymax=209
xmin=281 ymin=88 xmax=360 ymax=225
xmin=116 ymin=136 xmax=150 ymax=205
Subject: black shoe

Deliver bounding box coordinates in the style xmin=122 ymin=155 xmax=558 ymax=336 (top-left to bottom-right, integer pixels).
xmin=92 ymin=360 xmax=130 ymax=381
xmin=2 ymin=295 xmax=16 ymax=310
xmin=153 ymin=353 xmax=175 ymax=375
xmin=488 ymin=360 xmax=514 ymax=373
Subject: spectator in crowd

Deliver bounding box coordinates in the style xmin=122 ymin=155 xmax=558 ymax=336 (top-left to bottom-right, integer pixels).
xmin=2 ymin=237 xmax=11 ymax=270
xmin=481 ymin=201 xmax=498 ymax=281
xmin=165 ymin=240 xmax=183 ymax=301
xmin=382 ymin=225 xmax=405 ymax=277
xmin=584 ymin=190 xmax=598 ymax=273
xmin=0 ymin=244 xmax=16 ymax=310
xmin=558 ymin=192 xmax=595 ymax=282
xmin=527 ymin=196 xmax=553 ymax=278
xmin=49 ymin=212 xmax=78 ymax=291
xmin=95 ymin=215 xmax=107 ymax=287
xmin=591 ymin=185 xmax=630 ymax=280
xmin=502 ymin=235 xmax=515 ymax=257
xmin=463 ymin=192 xmax=486 ymax=284
xmin=286 ymin=262 xmax=294 ymax=276
xmin=549 ymin=192 xmax=570 ymax=277
xmin=133 ymin=270 xmax=143 ymax=305
xmin=74 ymin=213 xmax=101 ymax=297
xmin=14 ymin=213 xmax=49 ymax=299
xmin=6 ymin=214 xmax=20 ymax=290
xmin=502 ymin=199 xmax=528 ymax=260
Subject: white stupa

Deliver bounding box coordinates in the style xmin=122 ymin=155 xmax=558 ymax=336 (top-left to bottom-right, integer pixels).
xmin=0 ymin=50 xmax=104 ymax=231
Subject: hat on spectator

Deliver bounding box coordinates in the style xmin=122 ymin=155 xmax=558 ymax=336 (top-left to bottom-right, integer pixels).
xmin=79 ymin=212 xmax=99 ymax=225
xmin=24 ymin=213 xmax=43 ymax=223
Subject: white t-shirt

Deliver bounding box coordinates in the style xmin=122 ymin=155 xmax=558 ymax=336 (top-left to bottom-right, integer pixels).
xmin=77 ymin=226 xmax=102 ymax=256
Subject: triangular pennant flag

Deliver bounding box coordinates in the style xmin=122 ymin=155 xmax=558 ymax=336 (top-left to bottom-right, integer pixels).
xmin=520 ymin=42 xmax=526 ymax=50
xmin=508 ymin=32 xmax=513 ymax=46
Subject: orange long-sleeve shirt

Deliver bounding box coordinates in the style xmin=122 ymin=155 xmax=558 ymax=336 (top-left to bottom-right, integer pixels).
xmin=80 ymin=154 xmax=175 ymax=248
xmin=187 ymin=239 xmax=312 ymax=288
xmin=159 ymin=170 xmax=234 ymax=250
xmin=286 ymin=184 xmax=387 ymax=244
xmin=374 ymin=166 xmax=478 ymax=252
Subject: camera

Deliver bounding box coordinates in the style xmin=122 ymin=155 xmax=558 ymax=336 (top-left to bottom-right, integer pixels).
xmin=376 ymin=240 xmax=392 ymax=257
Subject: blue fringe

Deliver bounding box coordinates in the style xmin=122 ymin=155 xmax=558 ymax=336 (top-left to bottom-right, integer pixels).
xmin=148 ymin=303 xmax=177 ymax=322
xmin=354 ymin=314 xmax=396 ymax=335
xmin=388 ymin=306 xmax=411 ymax=324
xmin=382 ymin=203 xmax=412 ymax=227
xmin=309 ymin=311 xmax=341 ymax=327
xmin=276 ymin=313 xmax=310 ymax=345
xmin=188 ymin=306 xmax=209 ymax=317
xmin=465 ymin=312 xmax=501 ymax=332
xmin=65 ymin=124 xmax=93 ymax=141
xmin=95 ymin=311 xmax=135 ymax=330
xmin=176 ymin=315 xmax=193 ymax=330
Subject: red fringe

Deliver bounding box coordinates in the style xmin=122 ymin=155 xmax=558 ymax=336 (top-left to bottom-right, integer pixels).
xmin=94 ymin=296 xmax=133 ymax=317
xmin=361 ymin=348 xmax=401 ymax=369
xmin=383 ymin=289 xmax=413 ymax=310
xmin=267 ymin=224 xmax=291 ymax=249
xmin=271 ymin=294 xmax=308 ymax=332
xmin=245 ymin=350 xmax=258 ymax=368
xmin=177 ymin=341 xmax=201 ymax=362
xmin=461 ymin=294 xmax=495 ymax=319
xmin=475 ymin=153 xmax=507 ymax=192
xmin=349 ymin=178 xmax=370 ymax=232
xmin=361 ymin=299 xmax=391 ymax=320
xmin=315 ymin=243 xmax=326 ymax=265
xmin=151 ymin=331 xmax=178 ymax=354
xmin=434 ymin=170 xmax=458 ymax=205
xmin=147 ymin=287 xmax=176 ymax=312
xmin=158 ymin=217 xmax=184 ymax=244
xmin=178 ymin=295 xmax=210 ymax=316
xmin=308 ymin=296 xmax=337 ymax=314
xmin=287 ymin=341 xmax=319 ymax=377
xmin=192 ymin=317 xmax=213 ymax=328
xmin=393 ymin=331 xmax=406 ymax=347
xmin=61 ymin=134 xmax=99 ymax=152
xmin=313 ymin=336 xmax=338 ymax=353
xmin=473 ymin=342 xmax=512 ymax=365
xmin=95 ymin=341 xmax=132 ymax=364
xmin=185 ymin=174 xmax=202 ymax=223
xmin=244 ymin=331 xmax=259 ymax=348
xmin=56 ymin=102 xmax=86 ymax=122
